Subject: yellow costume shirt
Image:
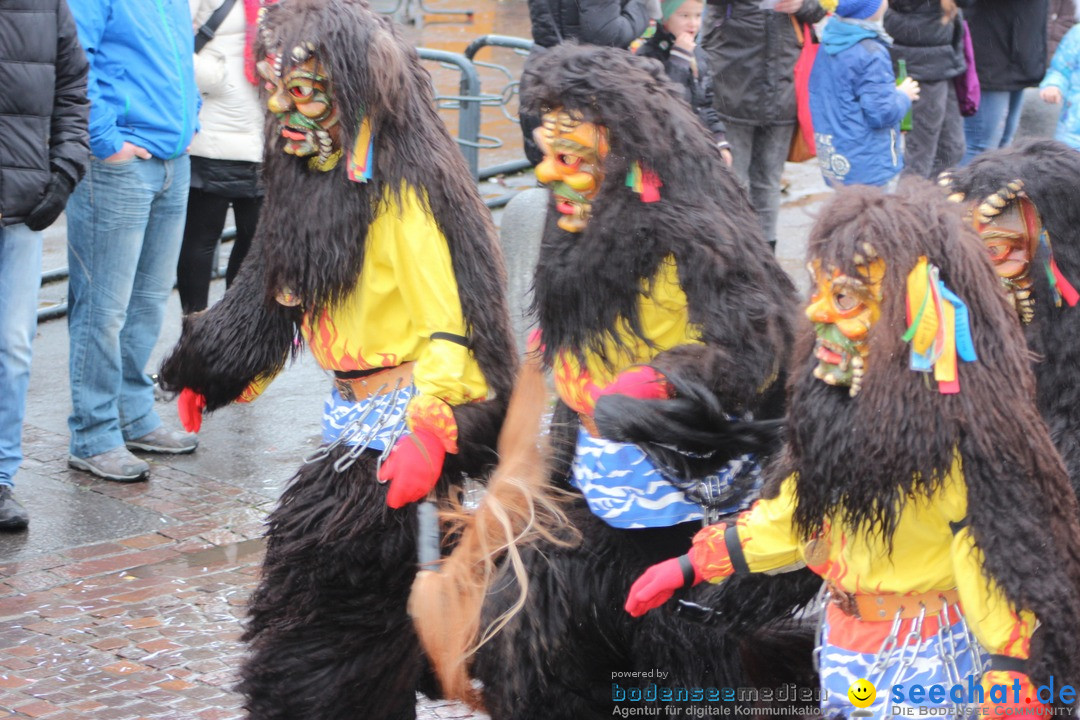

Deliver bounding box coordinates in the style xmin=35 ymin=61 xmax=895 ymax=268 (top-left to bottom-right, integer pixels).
xmin=553 ymin=255 xmax=701 ymax=414
xmin=241 ymin=185 xmax=489 ymax=451
xmin=691 ymin=460 xmax=1035 ymax=659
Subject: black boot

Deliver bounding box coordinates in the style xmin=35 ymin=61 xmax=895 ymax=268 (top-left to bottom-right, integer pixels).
xmin=0 ymin=486 xmax=29 ymax=531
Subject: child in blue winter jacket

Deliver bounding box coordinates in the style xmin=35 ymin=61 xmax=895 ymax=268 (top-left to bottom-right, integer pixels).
xmin=810 ymin=0 xmax=921 ymax=186
xmin=1040 ymin=23 xmax=1080 ymax=151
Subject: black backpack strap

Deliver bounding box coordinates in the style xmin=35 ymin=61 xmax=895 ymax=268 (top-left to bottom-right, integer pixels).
xmin=195 ymin=0 xmax=239 ymax=54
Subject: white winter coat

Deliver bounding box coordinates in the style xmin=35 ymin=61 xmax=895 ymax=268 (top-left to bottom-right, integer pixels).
xmin=189 ymin=0 xmax=264 ymax=162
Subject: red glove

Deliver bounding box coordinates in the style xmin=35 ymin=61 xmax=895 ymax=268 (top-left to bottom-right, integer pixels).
xmin=178 ymin=388 xmax=207 ymax=433
xmin=598 ymin=365 xmax=670 ymax=401
xmin=378 ymin=428 xmax=446 ymax=509
xmin=980 ymin=671 xmax=1052 ymax=716
xmin=624 ymin=554 xmax=703 ymax=618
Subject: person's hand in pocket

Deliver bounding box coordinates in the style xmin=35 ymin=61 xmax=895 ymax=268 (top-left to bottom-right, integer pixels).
xmin=104 ymin=141 xmax=152 ymax=164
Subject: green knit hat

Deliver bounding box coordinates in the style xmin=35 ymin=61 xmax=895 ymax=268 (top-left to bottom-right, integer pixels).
xmin=661 ymin=0 xmax=690 ymax=21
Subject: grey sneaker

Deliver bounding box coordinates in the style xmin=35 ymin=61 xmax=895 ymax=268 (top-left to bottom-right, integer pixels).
xmin=68 ymin=447 xmax=150 ymax=483
xmin=126 ymin=427 xmax=198 ymax=454
xmin=0 ymin=486 xmax=29 ymax=530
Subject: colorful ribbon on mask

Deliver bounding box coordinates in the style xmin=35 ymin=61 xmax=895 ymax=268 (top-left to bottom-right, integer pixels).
xmin=1040 ymin=230 xmax=1080 ymax=308
xmin=347 ymin=116 xmax=374 ymax=183
xmin=902 ymin=256 xmax=977 ymax=394
xmin=625 ymin=161 xmax=662 ymax=203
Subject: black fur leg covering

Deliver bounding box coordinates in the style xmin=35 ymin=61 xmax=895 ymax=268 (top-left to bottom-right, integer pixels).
xmin=239 ymin=452 xmax=425 ymax=720
xmin=471 ymin=500 xmax=819 ymax=720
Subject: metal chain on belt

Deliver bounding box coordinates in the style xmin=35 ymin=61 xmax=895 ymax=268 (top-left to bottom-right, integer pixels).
xmin=302 ymin=379 xmax=411 ymax=473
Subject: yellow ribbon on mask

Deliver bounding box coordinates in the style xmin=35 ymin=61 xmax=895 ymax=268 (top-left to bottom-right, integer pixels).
xmin=934 ymin=298 xmax=958 ymax=387
xmin=904 ymin=256 xmax=940 ymax=356
xmin=903 ymin=256 xmax=965 ymax=394
xmin=347 ymin=116 xmax=374 ymax=183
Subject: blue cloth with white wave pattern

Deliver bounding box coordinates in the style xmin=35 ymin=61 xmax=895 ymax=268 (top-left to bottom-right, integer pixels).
xmin=819 ymin=615 xmax=987 ymax=718
xmin=569 ymin=428 xmax=759 ymax=529
xmin=321 ymin=384 xmax=413 ymax=450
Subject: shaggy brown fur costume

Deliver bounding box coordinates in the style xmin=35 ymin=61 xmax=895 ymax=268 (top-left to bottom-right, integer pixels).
xmin=779 ymin=180 xmax=1080 ymax=700
xmin=412 ymin=43 xmax=822 ymax=720
xmin=156 ymin=1 xmax=516 ymax=718
xmin=939 ymin=140 xmax=1080 ymax=496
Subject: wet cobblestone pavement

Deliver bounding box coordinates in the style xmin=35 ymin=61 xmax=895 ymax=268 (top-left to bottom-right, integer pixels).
xmin=0 ymin=419 xmax=490 ymax=719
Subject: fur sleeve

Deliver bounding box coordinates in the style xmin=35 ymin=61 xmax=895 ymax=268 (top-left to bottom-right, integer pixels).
xmin=157 ymin=250 xmax=300 ymax=410
xmin=649 ymin=344 xmax=785 ymax=419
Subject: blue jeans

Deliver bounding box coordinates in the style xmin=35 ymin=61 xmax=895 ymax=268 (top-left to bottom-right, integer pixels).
xmin=65 ymin=155 xmax=190 ymax=458
xmin=0 ymin=224 xmax=43 ymax=487
xmin=962 ymin=89 xmax=1026 ymax=165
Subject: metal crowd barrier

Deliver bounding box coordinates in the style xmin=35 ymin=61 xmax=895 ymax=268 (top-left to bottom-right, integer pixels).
xmin=37 ymin=35 xmax=535 ymax=322
xmin=418 ymin=35 xmax=534 ymax=184
xmin=464 ymin=34 xmax=535 ymax=182
xmin=375 ymin=0 xmax=474 ymax=24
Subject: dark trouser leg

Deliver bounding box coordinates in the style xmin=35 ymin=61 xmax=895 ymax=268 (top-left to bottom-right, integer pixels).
xmin=747 ymin=123 xmax=792 ymax=250
xmin=722 ymin=123 xmax=779 ymax=251
xmin=903 ymin=80 xmax=948 ymax=179
xmin=224 ymin=195 xmax=263 ymax=288
xmin=177 ymin=188 xmax=230 ymax=314
xmin=931 ymin=82 xmax=967 ymax=176
xmin=240 ymin=453 xmax=422 ymax=720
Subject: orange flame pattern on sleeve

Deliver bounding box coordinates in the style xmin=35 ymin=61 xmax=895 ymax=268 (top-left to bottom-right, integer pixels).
xmin=236 ymin=374 xmax=273 ymax=404
xmin=998 ymin=611 xmax=1033 ymax=659
xmin=552 ymin=353 xmax=602 ymax=415
xmin=304 ymin=311 xmax=385 ymax=372
xmin=407 ymin=394 xmax=460 ymax=455
xmin=689 ymin=523 xmax=736 ymax=583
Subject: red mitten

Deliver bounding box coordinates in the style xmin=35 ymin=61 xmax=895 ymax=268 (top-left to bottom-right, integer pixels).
xmin=980 ymin=671 xmax=1052 ymax=716
xmin=178 ymin=388 xmax=207 ymax=433
xmin=624 ymin=554 xmax=703 ymax=618
xmin=378 ymin=429 xmax=446 ymax=509
xmin=599 ymin=365 xmax=671 ymax=401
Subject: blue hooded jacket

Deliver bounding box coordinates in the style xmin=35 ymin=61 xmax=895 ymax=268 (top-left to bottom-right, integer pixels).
xmin=1041 ymin=24 xmax=1080 ymax=152
xmin=808 ymin=17 xmax=911 ymax=187
xmin=69 ymin=0 xmax=197 ymax=160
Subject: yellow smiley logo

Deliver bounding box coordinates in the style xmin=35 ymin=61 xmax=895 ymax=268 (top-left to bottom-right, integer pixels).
xmin=848 ymin=679 xmax=876 ymax=708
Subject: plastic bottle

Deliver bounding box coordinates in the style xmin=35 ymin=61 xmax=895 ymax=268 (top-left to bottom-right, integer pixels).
xmin=896 ymin=59 xmax=914 ymax=132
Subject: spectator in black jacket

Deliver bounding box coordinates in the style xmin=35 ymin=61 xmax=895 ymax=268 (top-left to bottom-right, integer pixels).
xmin=0 ymin=0 xmax=89 ymax=530
xmin=962 ymin=0 xmax=1049 ymax=163
xmin=885 ymin=0 xmax=973 ymax=177
xmin=528 ymin=0 xmax=652 ymax=47
xmin=636 ymin=0 xmax=732 ymax=163
xmin=521 ymin=0 xmax=653 ymax=164
xmin=701 ymin=0 xmax=826 ymax=251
